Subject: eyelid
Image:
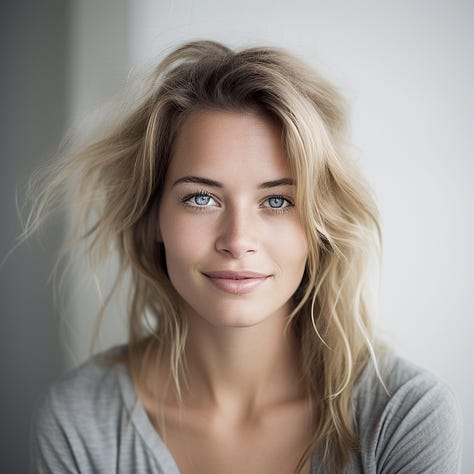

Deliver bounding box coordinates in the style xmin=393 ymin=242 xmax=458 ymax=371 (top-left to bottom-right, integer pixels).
xmin=180 ymin=189 xmax=220 ymax=208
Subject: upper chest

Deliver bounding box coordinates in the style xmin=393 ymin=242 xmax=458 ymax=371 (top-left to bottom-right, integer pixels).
xmin=147 ymin=399 xmax=314 ymax=474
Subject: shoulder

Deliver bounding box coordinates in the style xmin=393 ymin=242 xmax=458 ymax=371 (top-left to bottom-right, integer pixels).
xmin=354 ymin=350 xmax=457 ymax=410
xmin=352 ymin=351 xmax=463 ymax=473
xmin=31 ymin=346 xmax=128 ymax=472
xmin=39 ymin=346 xmax=125 ymax=424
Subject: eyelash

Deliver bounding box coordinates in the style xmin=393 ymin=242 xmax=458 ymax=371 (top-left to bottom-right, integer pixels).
xmin=180 ymin=190 xmax=295 ymax=214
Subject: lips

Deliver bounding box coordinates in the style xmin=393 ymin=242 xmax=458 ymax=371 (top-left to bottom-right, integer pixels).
xmin=202 ymin=270 xmax=270 ymax=295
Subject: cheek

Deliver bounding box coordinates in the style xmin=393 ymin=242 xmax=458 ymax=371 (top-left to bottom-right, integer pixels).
xmin=159 ymin=213 xmax=211 ymax=270
xmin=267 ymin=220 xmax=308 ymax=269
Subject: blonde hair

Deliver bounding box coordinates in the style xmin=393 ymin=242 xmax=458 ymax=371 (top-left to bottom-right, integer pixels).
xmin=27 ymin=40 xmax=387 ymax=473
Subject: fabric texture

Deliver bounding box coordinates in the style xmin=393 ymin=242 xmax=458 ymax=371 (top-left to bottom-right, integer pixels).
xmin=31 ymin=346 xmax=463 ymax=473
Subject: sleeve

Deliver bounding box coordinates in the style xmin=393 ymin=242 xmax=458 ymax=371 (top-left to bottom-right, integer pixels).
xmin=376 ymin=376 xmax=463 ymax=474
xmin=30 ymin=387 xmax=81 ymax=474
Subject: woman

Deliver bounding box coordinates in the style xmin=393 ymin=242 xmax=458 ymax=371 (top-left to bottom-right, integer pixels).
xmin=31 ymin=40 xmax=462 ymax=473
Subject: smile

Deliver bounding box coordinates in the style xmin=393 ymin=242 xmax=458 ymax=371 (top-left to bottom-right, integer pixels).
xmin=202 ymin=271 xmax=270 ymax=295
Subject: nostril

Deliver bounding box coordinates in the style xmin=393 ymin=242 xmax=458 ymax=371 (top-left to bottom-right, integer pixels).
xmin=214 ymin=215 xmax=259 ymax=258
xmin=216 ymin=245 xmax=257 ymax=259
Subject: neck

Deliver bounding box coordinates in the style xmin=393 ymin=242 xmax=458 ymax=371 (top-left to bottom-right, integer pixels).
xmin=182 ymin=306 xmax=304 ymax=415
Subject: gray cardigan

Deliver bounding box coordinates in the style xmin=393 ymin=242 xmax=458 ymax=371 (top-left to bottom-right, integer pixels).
xmin=31 ymin=347 xmax=463 ymax=473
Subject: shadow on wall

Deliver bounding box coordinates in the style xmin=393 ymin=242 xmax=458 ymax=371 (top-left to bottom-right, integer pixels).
xmin=0 ymin=1 xmax=70 ymax=472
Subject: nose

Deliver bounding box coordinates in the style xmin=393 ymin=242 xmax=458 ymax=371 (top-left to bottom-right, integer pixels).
xmin=215 ymin=205 xmax=258 ymax=259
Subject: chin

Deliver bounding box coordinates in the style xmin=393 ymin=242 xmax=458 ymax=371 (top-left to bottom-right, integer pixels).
xmin=188 ymin=300 xmax=290 ymax=330
xmin=206 ymin=315 xmax=266 ymax=329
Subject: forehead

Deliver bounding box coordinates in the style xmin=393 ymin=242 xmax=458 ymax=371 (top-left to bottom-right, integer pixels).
xmin=166 ymin=109 xmax=291 ymax=182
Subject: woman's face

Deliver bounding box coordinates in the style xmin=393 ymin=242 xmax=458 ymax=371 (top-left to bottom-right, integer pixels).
xmin=158 ymin=109 xmax=308 ymax=328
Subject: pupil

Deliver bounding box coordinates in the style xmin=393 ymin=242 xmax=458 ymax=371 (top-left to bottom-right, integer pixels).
xmin=196 ymin=195 xmax=210 ymax=205
xmin=269 ymin=197 xmax=283 ymax=208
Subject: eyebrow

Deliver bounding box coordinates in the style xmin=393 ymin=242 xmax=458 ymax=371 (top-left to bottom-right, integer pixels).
xmin=172 ymin=176 xmax=295 ymax=189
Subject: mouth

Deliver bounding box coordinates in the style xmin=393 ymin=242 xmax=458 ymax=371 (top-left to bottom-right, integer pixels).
xmin=202 ymin=271 xmax=270 ymax=295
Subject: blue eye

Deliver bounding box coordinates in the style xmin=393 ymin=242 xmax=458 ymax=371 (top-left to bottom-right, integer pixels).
xmin=194 ymin=195 xmax=211 ymax=206
xmin=183 ymin=192 xmax=218 ymax=208
xmin=263 ymin=196 xmax=293 ymax=210
xmin=268 ymin=197 xmax=285 ymax=208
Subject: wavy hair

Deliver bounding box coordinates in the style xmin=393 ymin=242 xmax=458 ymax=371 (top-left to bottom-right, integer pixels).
xmin=26 ymin=40 xmax=387 ymax=473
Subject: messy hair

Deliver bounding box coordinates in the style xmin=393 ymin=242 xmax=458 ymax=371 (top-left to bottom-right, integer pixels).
xmin=26 ymin=40 xmax=387 ymax=472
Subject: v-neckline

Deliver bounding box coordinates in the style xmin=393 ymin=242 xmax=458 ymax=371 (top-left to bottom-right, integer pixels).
xmin=115 ymin=360 xmax=317 ymax=473
xmin=116 ymin=362 xmax=181 ymax=473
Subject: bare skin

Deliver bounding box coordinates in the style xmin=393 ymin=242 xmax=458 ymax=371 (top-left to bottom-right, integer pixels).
xmin=138 ymin=110 xmax=313 ymax=473
xmin=139 ymin=328 xmax=313 ymax=474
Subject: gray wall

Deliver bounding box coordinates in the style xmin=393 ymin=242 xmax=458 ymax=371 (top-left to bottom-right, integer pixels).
xmin=0 ymin=1 xmax=70 ymax=472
